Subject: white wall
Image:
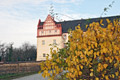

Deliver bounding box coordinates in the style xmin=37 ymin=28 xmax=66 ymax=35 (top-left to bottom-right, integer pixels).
xmin=36 ymin=36 xmax=64 ymax=61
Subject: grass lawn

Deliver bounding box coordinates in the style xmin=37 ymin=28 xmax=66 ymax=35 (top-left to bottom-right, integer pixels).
xmin=0 ymin=72 xmax=38 ymax=80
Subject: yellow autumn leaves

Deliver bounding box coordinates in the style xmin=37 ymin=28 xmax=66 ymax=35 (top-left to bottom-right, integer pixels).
xmin=40 ymin=19 xmax=120 ymax=80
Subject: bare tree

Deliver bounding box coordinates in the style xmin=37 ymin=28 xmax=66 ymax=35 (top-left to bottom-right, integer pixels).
xmin=0 ymin=42 xmax=36 ymax=62
xmin=0 ymin=42 xmax=7 ymax=62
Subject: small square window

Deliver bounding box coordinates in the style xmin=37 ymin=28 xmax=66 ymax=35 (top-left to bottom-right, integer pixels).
xmin=64 ymin=43 xmax=66 ymax=47
xmin=53 ymin=40 xmax=56 ymax=44
xmin=55 ymin=30 xmax=57 ymax=32
xmin=43 ymin=53 xmax=46 ymax=57
xmin=63 ymin=35 xmax=66 ymax=39
xmin=42 ymin=40 xmax=45 ymax=45
xmin=41 ymin=31 xmax=44 ymax=34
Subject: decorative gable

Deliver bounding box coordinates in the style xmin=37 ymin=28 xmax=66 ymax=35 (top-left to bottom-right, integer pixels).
xmin=43 ymin=15 xmax=56 ymax=29
xmin=37 ymin=14 xmax=62 ymax=37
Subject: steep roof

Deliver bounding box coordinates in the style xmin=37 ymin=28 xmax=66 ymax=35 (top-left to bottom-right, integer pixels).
xmin=39 ymin=15 xmax=120 ymax=33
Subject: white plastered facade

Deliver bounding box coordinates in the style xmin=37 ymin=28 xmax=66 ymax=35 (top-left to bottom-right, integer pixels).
xmin=36 ymin=36 xmax=64 ymax=61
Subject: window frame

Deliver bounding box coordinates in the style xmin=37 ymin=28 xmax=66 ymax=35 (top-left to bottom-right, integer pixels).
xmin=42 ymin=40 xmax=45 ymax=45
xmin=55 ymin=30 xmax=57 ymax=32
xmin=53 ymin=39 xmax=56 ymax=44
xmin=43 ymin=53 xmax=46 ymax=57
xmin=41 ymin=31 xmax=44 ymax=34
xmin=49 ymin=30 xmax=51 ymax=33
xmin=63 ymin=35 xmax=66 ymax=39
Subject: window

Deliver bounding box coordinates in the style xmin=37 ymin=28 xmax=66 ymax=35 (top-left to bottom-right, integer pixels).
xmin=63 ymin=35 xmax=66 ymax=39
xmin=49 ymin=30 xmax=51 ymax=33
xmin=42 ymin=40 xmax=45 ymax=45
xmin=64 ymin=43 xmax=66 ymax=47
xmin=53 ymin=40 xmax=56 ymax=44
xmin=55 ymin=30 xmax=57 ymax=32
xmin=43 ymin=53 xmax=46 ymax=57
xmin=42 ymin=31 xmax=43 ymax=33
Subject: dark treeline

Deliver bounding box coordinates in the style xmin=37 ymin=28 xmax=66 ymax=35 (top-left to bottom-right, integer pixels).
xmin=0 ymin=42 xmax=36 ymax=62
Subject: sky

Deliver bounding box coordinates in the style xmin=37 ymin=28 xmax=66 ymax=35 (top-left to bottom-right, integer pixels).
xmin=0 ymin=0 xmax=120 ymax=47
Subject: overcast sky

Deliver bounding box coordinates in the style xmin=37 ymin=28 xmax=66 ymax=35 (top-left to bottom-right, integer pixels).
xmin=0 ymin=0 xmax=120 ymax=47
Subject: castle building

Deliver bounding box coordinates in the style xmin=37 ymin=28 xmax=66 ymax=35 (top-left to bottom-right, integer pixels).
xmin=36 ymin=14 xmax=120 ymax=61
xmin=36 ymin=15 xmax=68 ymax=61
